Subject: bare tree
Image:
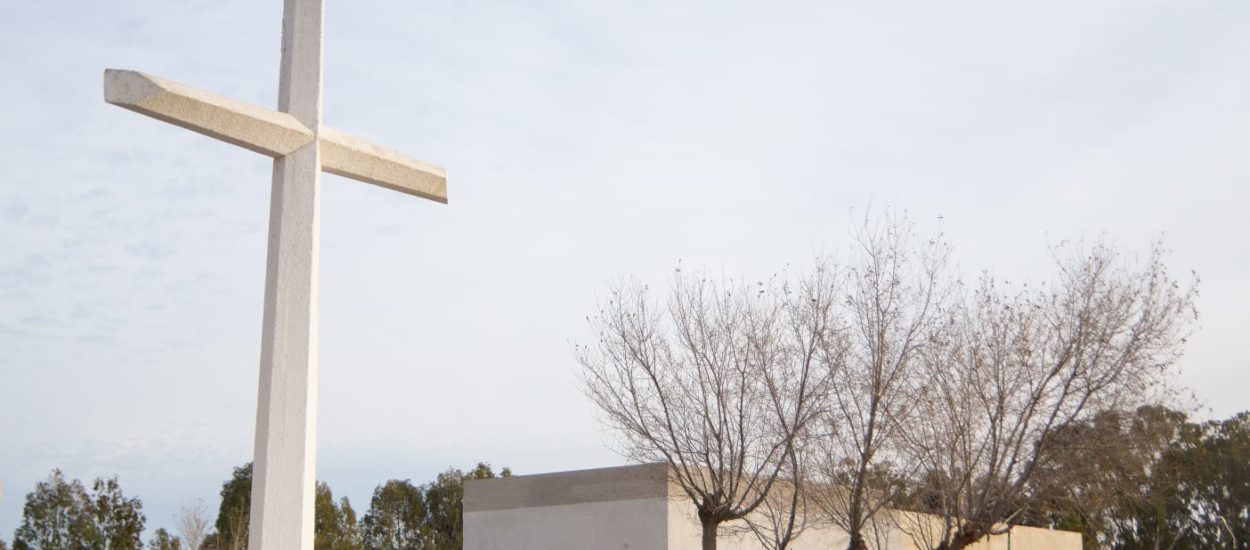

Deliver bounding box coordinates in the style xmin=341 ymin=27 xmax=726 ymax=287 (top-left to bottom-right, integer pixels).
xmin=900 ymin=242 xmax=1197 ymax=550
xmin=812 ymin=215 xmax=949 ymax=550
xmin=176 ymin=499 xmax=210 ymax=550
xmin=578 ymin=268 xmax=832 ymax=550
xmin=743 ymin=447 xmax=814 ymax=550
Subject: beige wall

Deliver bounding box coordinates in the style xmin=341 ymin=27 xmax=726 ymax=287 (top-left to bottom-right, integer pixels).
xmin=668 ymin=505 xmax=1081 ymax=550
xmin=894 ymin=513 xmax=1083 ymax=550
xmin=464 ymin=465 xmax=1081 ymax=550
xmin=667 ymin=498 xmax=865 ymax=550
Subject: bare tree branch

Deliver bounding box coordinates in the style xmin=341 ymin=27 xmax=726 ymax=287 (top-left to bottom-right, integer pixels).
xmin=901 ymin=241 xmax=1197 ymax=550
xmin=579 ymin=269 xmax=832 ymax=550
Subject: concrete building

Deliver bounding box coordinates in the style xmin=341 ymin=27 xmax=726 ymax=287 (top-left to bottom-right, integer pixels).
xmin=464 ymin=464 xmax=1081 ymax=550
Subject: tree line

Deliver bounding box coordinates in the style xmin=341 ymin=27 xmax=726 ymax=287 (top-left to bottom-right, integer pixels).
xmin=577 ymin=213 xmax=1229 ymax=550
xmin=1021 ymin=406 xmax=1249 ymax=548
xmin=5 ymin=462 xmax=509 ymax=550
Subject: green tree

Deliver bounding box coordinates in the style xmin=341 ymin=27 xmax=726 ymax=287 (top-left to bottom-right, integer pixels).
xmin=1023 ymin=407 xmax=1250 ymax=549
xmin=210 ymin=463 xmax=252 ymax=550
xmin=206 ymin=463 xmax=372 ymax=550
xmin=361 ymin=480 xmax=426 ymax=550
xmin=197 ymin=534 xmax=217 ymax=550
xmin=1023 ymin=406 xmax=1191 ymax=549
xmin=91 ymin=477 xmax=146 ymax=549
xmin=13 ymin=470 xmax=145 ymax=550
xmin=361 ymin=463 xmax=510 ymax=550
xmin=315 ymin=482 xmax=362 ymax=550
xmin=422 ymin=463 xmax=508 ymax=550
xmin=1175 ymin=412 xmax=1250 ymax=547
xmin=147 ymin=528 xmax=181 ymax=550
xmin=12 ymin=470 xmax=94 ymax=549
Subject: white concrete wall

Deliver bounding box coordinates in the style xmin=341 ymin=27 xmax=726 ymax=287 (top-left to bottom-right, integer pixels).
xmin=464 ymin=497 xmax=670 ymax=550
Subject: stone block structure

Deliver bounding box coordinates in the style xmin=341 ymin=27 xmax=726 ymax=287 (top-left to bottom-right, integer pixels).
xmin=464 ymin=464 xmax=1081 ymax=550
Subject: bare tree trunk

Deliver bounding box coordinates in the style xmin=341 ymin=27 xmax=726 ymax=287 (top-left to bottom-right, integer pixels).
xmin=932 ymin=524 xmax=988 ymax=550
xmin=744 ymin=447 xmax=812 ymax=550
xmin=580 ymin=270 xmax=831 ymax=550
xmin=227 ymin=509 xmax=248 ymax=550
xmin=846 ymin=532 xmax=868 ymax=550
xmin=699 ymin=514 xmax=718 ymax=550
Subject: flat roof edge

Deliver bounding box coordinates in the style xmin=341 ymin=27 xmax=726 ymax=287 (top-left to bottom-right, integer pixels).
xmin=464 ymin=463 xmax=670 ymax=512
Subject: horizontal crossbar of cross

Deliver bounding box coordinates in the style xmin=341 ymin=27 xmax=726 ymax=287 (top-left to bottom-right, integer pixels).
xmin=104 ymin=69 xmax=447 ymax=203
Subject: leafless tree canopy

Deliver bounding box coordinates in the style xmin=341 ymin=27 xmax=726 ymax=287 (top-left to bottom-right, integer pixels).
xmin=578 ymin=270 xmax=833 ymax=550
xmin=177 ymin=499 xmax=210 ymax=550
xmin=902 ymin=242 xmax=1197 ymax=550
xmin=580 ymin=214 xmax=1196 ymax=550
xmin=812 ymin=216 xmax=950 ymax=550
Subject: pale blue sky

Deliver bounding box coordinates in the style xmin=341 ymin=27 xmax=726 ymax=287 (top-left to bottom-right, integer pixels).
xmin=2 ymin=0 xmax=1248 ymax=539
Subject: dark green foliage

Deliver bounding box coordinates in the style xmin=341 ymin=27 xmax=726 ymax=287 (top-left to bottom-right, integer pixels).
xmin=202 ymin=463 xmax=374 ymax=549
xmin=147 ymin=528 xmax=181 ymax=550
xmin=208 ymin=463 xmax=252 ymax=550
xmin=423 ymin=463 xmax=504 ymax=550
xmin=8 ymin=460 xmax=511 ymax=550
xmin=1166 ymin=412 xmax=1250 ymax=548
xmin=12 ymin=469 xmax=145 ymax=550
xmin=197 ymin=534 xmax=217 ymax=550
xmin=90 ymin=477 xmax=146 ymax=549
xmin=1023 ymin=407 xmax=1250 ymax=549
xmin=361 ymin=463 xmax=510 ymax=550
xmin=361 ymin=480 xmax=426 ymax=549
xmin=315 ymin=483 xmax=362 ymax=550
xmin=12 ymin=470 xmax=93 ymax=550
xmin=1021 ymin=406 xmax=1189 ymax=548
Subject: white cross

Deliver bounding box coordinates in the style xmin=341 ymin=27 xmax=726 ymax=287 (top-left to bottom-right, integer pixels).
xmin=103 ymin=1 xmax=446 ymax=547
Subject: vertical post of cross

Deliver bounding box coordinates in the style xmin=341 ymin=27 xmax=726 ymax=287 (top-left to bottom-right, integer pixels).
xmin=249 ymin=0 xmax=324 ymax=548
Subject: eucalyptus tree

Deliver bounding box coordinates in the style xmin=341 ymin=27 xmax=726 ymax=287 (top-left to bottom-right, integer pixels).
xmin=208 ymin=463 xmax=252 ymax=550
xmin=361 ymin=480 xmax=426 ymax=550
xmin=360 ymin=463 xmax=509 ymax=550
xmin=147 ymin=528 xmax=181 ymax=550
xmin=314 ymin=483 xmax=362 ymax=550
xmin=13 ymin=470 xmax=145 ymax=550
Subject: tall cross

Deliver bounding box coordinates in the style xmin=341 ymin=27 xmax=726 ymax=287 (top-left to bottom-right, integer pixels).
xmin=103 ymin=1 xmax=446 ymax=548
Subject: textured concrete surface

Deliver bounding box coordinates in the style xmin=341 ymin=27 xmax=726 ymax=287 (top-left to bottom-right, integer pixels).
xmin=466 ymin=499 xmax=670 ymax=550
xmin=104 ymin=69 xmax=314 ymax=156
xmin=104 ymin=0 xmax=448 ymax=547
xmin=247 ymin=1 xmax=324 ymax=547
xmin=103 ymin=70 xmax=447 ymax=202
xmin=319 ymin=126 xmax=447 ymax=203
